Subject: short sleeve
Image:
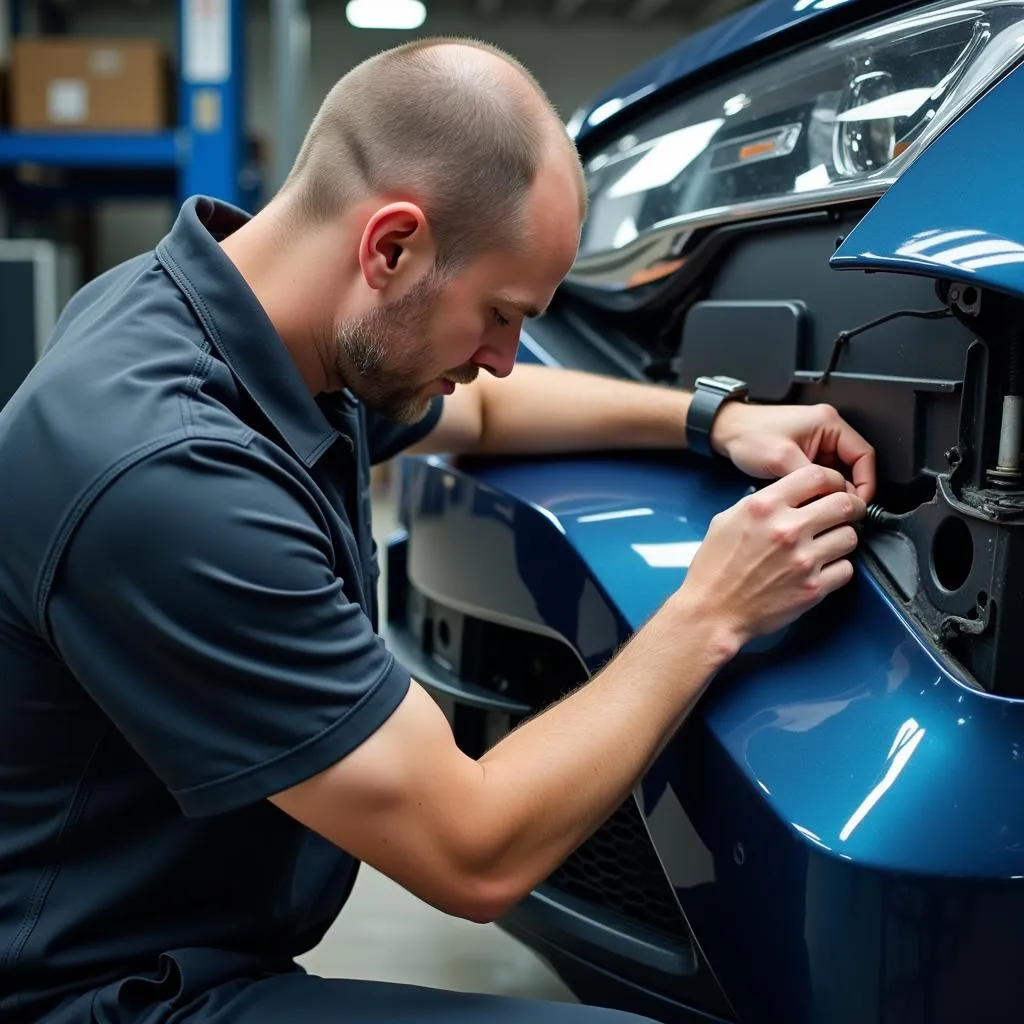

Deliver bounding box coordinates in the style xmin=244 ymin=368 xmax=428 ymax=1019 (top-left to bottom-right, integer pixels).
xmin=365 ymin=395 xmax=444 ymax=465
xmin=47 ymin=436 xmax=410 ymax=818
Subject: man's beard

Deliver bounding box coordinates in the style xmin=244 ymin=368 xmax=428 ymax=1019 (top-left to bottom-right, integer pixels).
xmin=334 ymin=271 xmax=477 ymax=424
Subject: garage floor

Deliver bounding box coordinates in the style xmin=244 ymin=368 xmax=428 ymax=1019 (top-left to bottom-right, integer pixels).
xmin=296 ymin=477 xmax=576 ymax=1003
xmin=297 ymin=865 xmax=574 ymax=1001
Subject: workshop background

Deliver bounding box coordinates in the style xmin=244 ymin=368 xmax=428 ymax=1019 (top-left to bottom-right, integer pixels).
xmin=0 ymin=0 xmax=747 ymax=1005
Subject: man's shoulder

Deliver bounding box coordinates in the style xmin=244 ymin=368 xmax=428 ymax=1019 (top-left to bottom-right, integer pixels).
xmin=0 ymin=245 xmax=251 ymax=530
xmin=41 ymin=251 xmax=160 ymax=356
xmin=0 ymin=424 xmax=265 ymax=637
xmin=0 ymin=252 xmax=244 ymax=545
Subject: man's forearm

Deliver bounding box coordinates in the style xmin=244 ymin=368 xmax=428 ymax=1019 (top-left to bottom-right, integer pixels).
xmin=470 ymin=363 xmax=692 ymax=455
xmin=466 ymin=591 xmax=738 ymax=906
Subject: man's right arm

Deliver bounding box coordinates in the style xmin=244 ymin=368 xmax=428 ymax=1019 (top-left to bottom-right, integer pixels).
xmin=271 ymin=463 xmax=864 ymax=923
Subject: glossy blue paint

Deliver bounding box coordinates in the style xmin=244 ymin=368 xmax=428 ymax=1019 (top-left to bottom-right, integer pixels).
xmin=403 ymin=7 xmax=1024 ymax=1017
xmin=398 ymin=450 xmax=1024 ymax=1023
xmin=573 ymin=0 xmax=875 ymax=145
xmin=831 ymin=60 xmax=1024 ymax=299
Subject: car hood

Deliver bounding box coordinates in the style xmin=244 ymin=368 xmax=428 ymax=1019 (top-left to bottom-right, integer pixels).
xmin=574 ymin=0 xmax=892 ymax=146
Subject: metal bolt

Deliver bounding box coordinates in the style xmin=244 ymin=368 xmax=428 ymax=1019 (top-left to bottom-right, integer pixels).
xmin=989 ymin=330 xmax=1024 ymax=487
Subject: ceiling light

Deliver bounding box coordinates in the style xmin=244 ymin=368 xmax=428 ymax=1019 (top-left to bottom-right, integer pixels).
xmin=345 ymin=0 xmax=426 ymax=29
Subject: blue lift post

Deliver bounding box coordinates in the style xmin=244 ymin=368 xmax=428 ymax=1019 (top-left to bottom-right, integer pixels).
xmin=0 ymin=0 xmax=252 ymax=210
xmin=178 ymin=0 xmax=247 ymax=207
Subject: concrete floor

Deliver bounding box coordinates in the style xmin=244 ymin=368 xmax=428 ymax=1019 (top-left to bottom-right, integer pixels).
xmin=297 ymin=865 xmax=574 ymax=1001
xmin=296 ymin=474 xmax=577 ymax=1003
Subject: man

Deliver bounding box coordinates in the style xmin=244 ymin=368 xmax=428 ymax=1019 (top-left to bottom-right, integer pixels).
xmin=0 ymin=37 xmax=873 ymax=1024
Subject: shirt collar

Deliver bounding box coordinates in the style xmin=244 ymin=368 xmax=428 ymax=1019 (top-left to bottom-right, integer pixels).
xmin=156 ymin=195 xmax=341 ymax=467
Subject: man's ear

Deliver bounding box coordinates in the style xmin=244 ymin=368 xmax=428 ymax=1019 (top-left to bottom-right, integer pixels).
xmin=359 ymin=202 xmax=435 ymax=291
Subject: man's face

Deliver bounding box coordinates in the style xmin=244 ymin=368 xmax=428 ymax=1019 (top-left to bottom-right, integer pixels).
xmin=334 ymin=158 xmax=583 ymax=423
xmin=332 ymin=267 xmax=464 ymax=424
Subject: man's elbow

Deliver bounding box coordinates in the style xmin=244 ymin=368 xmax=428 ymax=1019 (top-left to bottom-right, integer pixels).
xmin=436 ymin=870 xmax=527 ymax=925
xmin=426 ymin=831 xmax=534 ymax=923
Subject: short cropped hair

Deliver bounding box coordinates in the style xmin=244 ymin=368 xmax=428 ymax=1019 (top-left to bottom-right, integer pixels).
xmin=282 ymin=37 xmax=583 ymax=272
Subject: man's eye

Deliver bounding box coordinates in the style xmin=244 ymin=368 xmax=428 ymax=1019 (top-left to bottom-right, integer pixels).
xmin=493 ymin=309 xmax=510 ymax=328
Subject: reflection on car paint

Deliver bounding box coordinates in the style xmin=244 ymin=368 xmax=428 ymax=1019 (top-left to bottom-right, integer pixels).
xmin=833 ymin=60 xmax=1024 ymax=297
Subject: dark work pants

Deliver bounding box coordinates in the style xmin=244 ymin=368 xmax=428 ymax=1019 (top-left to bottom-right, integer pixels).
xmin=168 ymin=976 xmax=658 ymax=1022
xmin=46 ymin=974 xmax=658 ymax=1023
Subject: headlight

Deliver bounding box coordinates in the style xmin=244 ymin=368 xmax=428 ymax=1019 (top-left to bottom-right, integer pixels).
xmin=574 ymin=0 xmax=1024 ymax=286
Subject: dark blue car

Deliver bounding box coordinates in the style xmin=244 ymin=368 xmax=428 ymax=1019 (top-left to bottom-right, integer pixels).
xmin=386 ymin=2 xmax=1024 ymax=1021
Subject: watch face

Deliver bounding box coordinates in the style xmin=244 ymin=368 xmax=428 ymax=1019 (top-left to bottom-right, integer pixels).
xmin=696 ymin=374 xmax=748 ymax=395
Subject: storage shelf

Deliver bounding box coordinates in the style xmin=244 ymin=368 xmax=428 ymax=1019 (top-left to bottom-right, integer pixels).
xmin=0 ymin=131 xmax=182 ymax=169
xmin=1 ymin=0 xmax=250 ymax=208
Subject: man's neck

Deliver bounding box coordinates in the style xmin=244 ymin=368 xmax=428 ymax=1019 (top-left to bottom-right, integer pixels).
xmin=219 ymin=201 xmax=342 ymax=396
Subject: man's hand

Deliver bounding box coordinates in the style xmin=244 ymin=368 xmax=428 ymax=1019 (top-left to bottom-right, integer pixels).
xmin=677 ymin=463 xmax=866 ymax=648
xmin=271 ymin=466 xmax=866 ymax=924
xmin=710 ymin=401 xmax=877 ymax=502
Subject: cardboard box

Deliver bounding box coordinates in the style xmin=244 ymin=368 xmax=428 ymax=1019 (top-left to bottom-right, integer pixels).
xmin=0 ymin=0 xmax=9 ymax=70
xmin=11 ymin=38 xmax=171 ymax=132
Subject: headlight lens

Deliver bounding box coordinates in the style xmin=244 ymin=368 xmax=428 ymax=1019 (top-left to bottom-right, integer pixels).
xmin=577 ymin=0 xmax=1024 ymax=271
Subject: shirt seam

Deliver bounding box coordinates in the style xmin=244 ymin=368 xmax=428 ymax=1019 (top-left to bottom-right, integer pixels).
xmin=156 ymin=239 xmax=336 ymax=468
xmin=172 ymin=654 xmax=405 ymax=804
xmin=178 ymin=343 xmax=213 ymax=437
xmin=0 ymin=723 xmax=109 ymax=998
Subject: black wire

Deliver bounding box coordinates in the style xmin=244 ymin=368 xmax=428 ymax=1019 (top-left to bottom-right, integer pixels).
xmin=813 ymin=307 xmax=952 ymax=384
xmin=864 ymin=504 xmax=902 ymax=527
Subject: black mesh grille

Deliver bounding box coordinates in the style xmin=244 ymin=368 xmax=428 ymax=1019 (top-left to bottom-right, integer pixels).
xmin=547 ymin=797 xmax=689 ymax=940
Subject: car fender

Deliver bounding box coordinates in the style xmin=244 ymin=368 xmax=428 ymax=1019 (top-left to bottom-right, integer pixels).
xmin=831 ymin=60 xmax=1024 ymax=301
xmin=396 ymin=447 xmax=1024 ymax=1023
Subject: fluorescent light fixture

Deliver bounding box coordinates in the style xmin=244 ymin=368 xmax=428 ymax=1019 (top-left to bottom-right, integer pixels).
xmin=346 ymin=0 xmax=426 ymax=29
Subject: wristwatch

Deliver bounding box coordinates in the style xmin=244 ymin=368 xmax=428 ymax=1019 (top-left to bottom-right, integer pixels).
xmin=685 ymin=375 xmax=749 ymax=458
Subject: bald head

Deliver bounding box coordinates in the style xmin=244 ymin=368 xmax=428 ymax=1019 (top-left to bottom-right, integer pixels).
xmin=281 ymin=37 xmax=586 ymax=273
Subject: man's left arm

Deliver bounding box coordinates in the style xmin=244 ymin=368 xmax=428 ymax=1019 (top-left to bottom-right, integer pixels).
xmin=410 ymin=363 xmax=877 ymax=501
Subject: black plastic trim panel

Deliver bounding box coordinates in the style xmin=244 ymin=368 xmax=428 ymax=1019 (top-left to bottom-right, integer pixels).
xmin=507 ymin=885 xmax=696 ymax=979
xmin=383 ymin=621 xmax=532 ymax=716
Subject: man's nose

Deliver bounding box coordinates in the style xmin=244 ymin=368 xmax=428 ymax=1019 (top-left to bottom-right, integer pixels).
xmin=474 ymin=335 xmax=520 ymax=379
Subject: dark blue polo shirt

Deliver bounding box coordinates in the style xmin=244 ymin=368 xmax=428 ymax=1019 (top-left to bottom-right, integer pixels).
xmin=0 ymin=196 xmax=442 ymax=1021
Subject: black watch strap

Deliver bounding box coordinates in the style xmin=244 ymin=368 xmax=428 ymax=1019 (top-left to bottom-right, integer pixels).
xmin=685 ymin=376 xmax=749 ymax=458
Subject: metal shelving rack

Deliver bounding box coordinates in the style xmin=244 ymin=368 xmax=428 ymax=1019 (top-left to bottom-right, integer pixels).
xmin=0 ymin=0 xmax=256 ymax=210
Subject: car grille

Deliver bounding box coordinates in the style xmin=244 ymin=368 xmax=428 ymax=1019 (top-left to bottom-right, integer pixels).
xmin=547 ymin=796 xmax=690 ymax=940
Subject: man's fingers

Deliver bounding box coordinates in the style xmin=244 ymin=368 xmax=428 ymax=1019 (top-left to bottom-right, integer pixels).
xmin=850 ymin=449 xmax=877 ymax=502
xmin=803 ymin=489 xmax=866 ymax=535
xmin=811 ymin=523 xmax=860 ymax=567
xmin=816 ymin=558 xmax=856 ymax=599
xmin=834 ymin=420 xmax=877 ymax=502
xmin=768 ymin=463 xmax=849 ymax=509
